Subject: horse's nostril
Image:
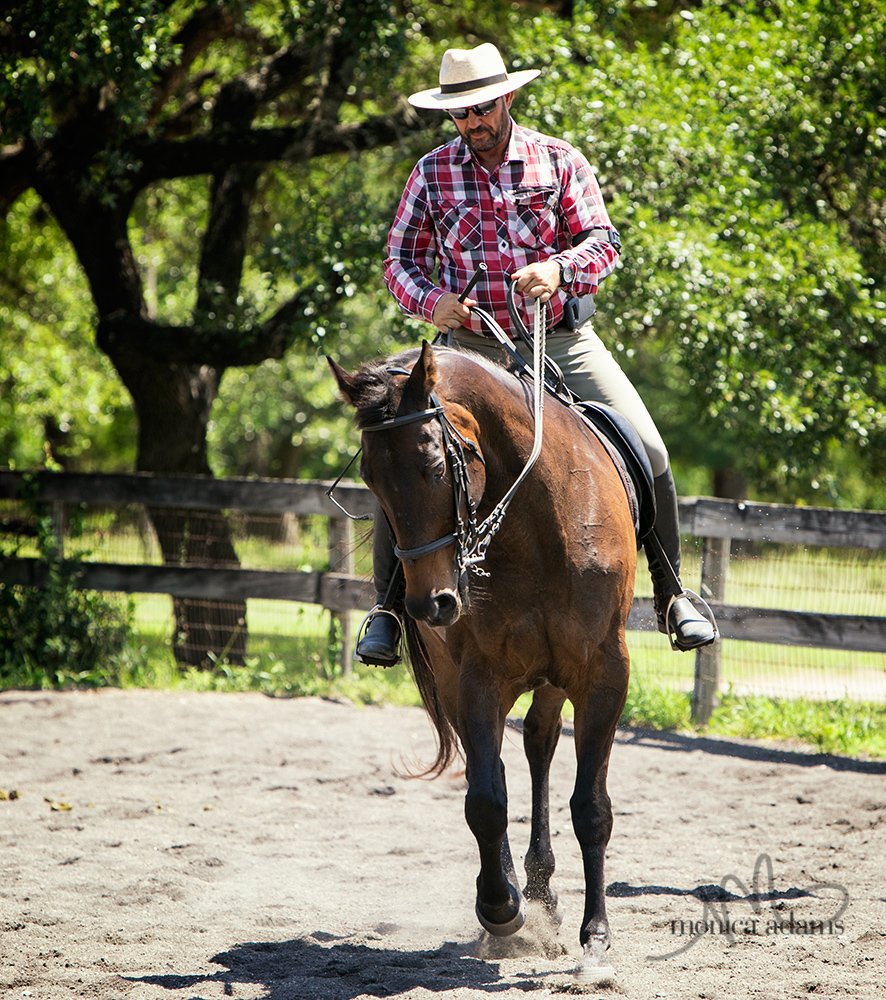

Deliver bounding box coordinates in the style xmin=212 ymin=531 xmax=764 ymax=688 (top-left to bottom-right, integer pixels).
xmin=435 ymin=592 xmax=459 ymax=622
xmin=407 ymin=591 xmax=461 ymax=627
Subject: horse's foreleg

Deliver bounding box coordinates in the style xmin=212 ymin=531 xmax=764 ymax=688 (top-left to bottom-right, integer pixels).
xmin=570 ymin=662 xmax=627 ymax=974
xmin=522 ymin=684 xmax=567 ymax=920
xmin=460 ymin=686 xmax=526 ymax=937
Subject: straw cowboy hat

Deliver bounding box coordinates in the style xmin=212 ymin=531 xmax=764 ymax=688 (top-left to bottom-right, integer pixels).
xmin=408 ymin=42 xmax=540 ymax=110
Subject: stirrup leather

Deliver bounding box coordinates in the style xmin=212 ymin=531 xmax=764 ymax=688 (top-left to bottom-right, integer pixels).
xmin=354 ymin=605 xmax=403 ymax=665
xmin=662 ymin=589 xmax=719 ymax=652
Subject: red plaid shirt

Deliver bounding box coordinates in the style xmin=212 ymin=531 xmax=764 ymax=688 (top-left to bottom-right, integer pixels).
xmin=384 ymin=121 xmax=620 ymax=335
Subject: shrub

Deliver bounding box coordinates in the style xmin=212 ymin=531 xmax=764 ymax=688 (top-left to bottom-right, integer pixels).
xmin=0 ymin=491 xmax=135 ymax=688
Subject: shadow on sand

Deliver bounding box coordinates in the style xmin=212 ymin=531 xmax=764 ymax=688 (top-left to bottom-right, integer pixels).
xmin=125 ymin=912 xmax=576 ymax=1000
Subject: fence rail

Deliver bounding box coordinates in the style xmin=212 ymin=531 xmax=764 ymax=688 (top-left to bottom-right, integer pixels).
xmin=2 ymin=470 xmax=885 ymax=719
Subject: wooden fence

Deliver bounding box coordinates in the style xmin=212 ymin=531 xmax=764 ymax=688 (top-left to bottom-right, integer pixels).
xmin=2 ymin=470 xmax=885 ymax=721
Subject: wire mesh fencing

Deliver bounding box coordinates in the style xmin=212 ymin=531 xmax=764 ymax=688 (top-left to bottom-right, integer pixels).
xmin=2 ymin=478 xmax=885 ymax=708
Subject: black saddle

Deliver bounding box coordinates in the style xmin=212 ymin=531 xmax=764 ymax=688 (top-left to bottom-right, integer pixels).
xmin=571 ymin=401 xmax=656 ymax=544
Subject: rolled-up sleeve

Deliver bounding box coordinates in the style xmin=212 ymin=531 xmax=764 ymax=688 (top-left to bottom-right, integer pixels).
xmin=383 ymin=165 xmax=447 ymax=324
xmin=555 ymin=147 xmax=620 ymax=297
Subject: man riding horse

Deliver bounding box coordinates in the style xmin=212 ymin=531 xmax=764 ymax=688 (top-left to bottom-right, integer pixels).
xmin=356 ymin=42 xmax=717 ymax=664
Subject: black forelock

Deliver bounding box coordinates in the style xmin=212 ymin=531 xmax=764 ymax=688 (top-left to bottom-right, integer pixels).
xmin=348 ymin=348 xmax=421 ymax=429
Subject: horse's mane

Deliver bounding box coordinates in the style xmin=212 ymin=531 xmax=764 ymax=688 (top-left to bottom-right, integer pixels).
xmin=349 ymin=345 xmax=520 ymax=431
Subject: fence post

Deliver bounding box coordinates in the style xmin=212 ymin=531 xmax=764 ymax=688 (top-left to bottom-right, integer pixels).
xmin=328 ymin=517 xmax=355 ymax=675
xmin=692 ymin=534 xmax=730 ymax=725
xmin=51 ymin=501 xmax=66 ymax=557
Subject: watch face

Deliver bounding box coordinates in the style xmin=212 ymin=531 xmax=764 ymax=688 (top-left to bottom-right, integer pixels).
xmin=561 ymin=262 xmax=575 ymax=284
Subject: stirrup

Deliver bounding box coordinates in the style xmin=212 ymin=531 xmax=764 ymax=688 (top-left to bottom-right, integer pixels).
xmin=662 ymin=589 xmax=719 ymax=652
xmin=354 ymin=606 xmax=403 ymax=666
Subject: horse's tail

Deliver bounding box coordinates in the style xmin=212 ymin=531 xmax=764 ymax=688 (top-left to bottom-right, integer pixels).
xmin=403 ymin=617 xmax=460 ymax=777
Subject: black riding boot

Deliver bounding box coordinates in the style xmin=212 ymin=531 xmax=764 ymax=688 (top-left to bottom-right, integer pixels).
xmin=354 ymin=507 xmax=403 ymax=667
xmin=646 ymin=469 xmax=717 ymax=652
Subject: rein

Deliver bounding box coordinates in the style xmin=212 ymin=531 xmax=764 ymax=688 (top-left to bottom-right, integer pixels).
xmin=461 ymin=296 xmax=547 ymax=570
xmin=326 ymin=280 xmax=549 ymax=577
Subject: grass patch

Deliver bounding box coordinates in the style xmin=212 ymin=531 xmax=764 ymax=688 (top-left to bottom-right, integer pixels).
xmin=619 ymin=676 xmax=693 ymax=732
xmin=4 ymin=624 xmax=885 ymax=758
xmin=616 ymin=674 xmax=886 ymax=759
xmin=706 ymin=688 xmax=886 ymax=759
xmin=2 ymin=556 xmax=883 ymax=761
xmin=115 ymin=640 xmax=423 ymax=707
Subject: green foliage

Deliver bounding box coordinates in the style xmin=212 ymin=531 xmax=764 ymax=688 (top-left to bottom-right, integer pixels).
xmin=208 ymin=347 xmax=371 ymax=481
xmin=512 ymin=0 xmax=886 ymax=503
xmin=706 ymin=688 xmax=886 ymax=760
xmin=207 ymin=148 xmax=430 ymax=478
xmin=619 ymin=673 xmax=693 ymax=731
xmin=110 ymin=639 xmax=886 ymax=759
xmin=0 ymin=491 xmax=137 ymax=688
xmin=1 ymin=0 xmax=175 ymax=144
xmin=2 ymin=0 xmax=885 ymax=503
xmin=0 ymin=191 xmax=136 ymax=471
xmin=120 ymin=645 xmax=423 ymax=707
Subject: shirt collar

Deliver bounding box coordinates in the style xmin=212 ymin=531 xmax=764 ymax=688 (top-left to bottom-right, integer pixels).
xmin=504 ymin=122 xmax=531 ymax=165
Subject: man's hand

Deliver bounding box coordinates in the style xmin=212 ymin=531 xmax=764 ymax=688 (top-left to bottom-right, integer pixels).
xmin=511 ymin=260 xmax=561 ymax=302
xmin=432 ymin=292 xmax=476 ymax=332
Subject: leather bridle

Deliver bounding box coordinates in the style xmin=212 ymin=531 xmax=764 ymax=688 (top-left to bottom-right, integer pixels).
xmin=361 ymin=389 xmax=486 ymax=581
xmin=326 ymin=282 xmax=549 ymax=578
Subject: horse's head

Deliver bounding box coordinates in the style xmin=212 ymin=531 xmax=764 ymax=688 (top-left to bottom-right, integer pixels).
xmin=329 ymin=342 xmax=486 ymax=627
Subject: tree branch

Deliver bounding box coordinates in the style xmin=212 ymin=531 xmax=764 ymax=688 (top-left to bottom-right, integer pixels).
xmin=196 ymin=162 xmax=263 ymax=313
xmin=96 ymin=251 xmax=362 ymax=369
xmin=130 ymin=102 xmax=436 ymax=186
xmin=220 ymin=39 xmax=330 ymax=114
xmin=148 ymin=2 xmax=246 ymax=123
xmin=97 ymin=290 xmax=310 ymax=368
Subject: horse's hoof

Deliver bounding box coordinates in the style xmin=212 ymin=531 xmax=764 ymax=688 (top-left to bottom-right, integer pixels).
xmin=575 ymin=960 xmax=617 ymax=985
xmin=476 ymin=885 xmax=526 ymax=937
xmin=575 ymin=938 xmax=616 ymax=984
xmin=525 ymin=886 xmax=564 ymax=927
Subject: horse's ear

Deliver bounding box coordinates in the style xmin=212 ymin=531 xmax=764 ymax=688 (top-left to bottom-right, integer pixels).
xmin=402 ymin=340 xmax=439 ymax=408
xmin=327 ymin=356 xmax=357 ymax=406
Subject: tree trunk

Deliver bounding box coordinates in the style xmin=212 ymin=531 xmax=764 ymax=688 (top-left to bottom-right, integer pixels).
xmin=713 ymin=466 xmax=748 ymax=501
xmin=34 ymin=133 xmax=252 ymax=670
xmin=117 ymin=351 xmax=248 ymax=668
xmin=10 ymin=8 xmax=440 ymax=671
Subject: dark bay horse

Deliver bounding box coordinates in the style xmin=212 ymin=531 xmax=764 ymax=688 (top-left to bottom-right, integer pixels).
xmin=329 ymin=340 xmax=636 ymax=977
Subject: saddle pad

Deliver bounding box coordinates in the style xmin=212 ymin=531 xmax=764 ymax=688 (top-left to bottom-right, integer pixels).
xmin=571 ymin=401 xmax=656 ymax=543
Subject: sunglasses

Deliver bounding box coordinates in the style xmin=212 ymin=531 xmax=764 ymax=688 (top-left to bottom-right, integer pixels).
xmin=448 ymin=98 xmax=499 ymax=120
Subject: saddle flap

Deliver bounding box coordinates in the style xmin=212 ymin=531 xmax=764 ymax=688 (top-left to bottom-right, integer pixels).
xmin=572 ymin=401 xmax=656 ymax=542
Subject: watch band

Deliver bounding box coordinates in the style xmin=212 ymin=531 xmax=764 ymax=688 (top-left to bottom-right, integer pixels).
xmin=557 ymin=258 xmax=575 ymax=285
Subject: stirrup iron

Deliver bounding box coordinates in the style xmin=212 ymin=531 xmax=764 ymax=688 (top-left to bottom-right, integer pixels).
xmin=662 ymin=589 xmax=719 ymax=652
xmin=354 ymin=605 xmax=403 ymax=665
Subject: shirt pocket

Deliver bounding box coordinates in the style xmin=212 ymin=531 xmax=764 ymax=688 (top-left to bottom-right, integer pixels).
xmin=507 ymin=185 xmax=559 ymax=251
xmin=437 ymin=199 xmax=482 ymax=253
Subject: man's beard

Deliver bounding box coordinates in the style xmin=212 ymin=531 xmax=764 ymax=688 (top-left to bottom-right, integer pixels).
xmin=464 ymin=116 xmax=510 ymax=154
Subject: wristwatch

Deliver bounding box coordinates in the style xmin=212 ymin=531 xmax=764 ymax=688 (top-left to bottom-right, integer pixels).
xmin=557 ymin=258 xmax=575 ymax=285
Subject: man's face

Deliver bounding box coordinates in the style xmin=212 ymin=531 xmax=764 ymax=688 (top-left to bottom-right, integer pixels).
xmin=452 ymin=93 xmax=514 ymax=155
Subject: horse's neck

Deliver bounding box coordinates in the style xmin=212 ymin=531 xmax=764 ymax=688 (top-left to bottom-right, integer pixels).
xmin=447 ymin=362 xmax=539 ymax=486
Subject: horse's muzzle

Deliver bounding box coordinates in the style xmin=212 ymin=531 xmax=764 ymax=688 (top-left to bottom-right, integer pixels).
xmin=406 ymin=589 xmax=462 ymax=628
